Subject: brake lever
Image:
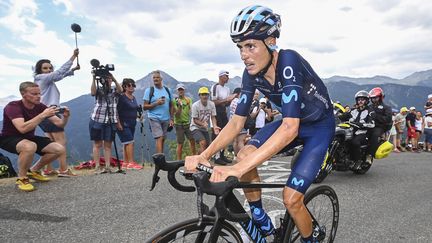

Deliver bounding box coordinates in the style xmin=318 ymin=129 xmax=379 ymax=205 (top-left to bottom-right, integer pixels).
xmin=149 ymin=165 xmax=160 ymax=191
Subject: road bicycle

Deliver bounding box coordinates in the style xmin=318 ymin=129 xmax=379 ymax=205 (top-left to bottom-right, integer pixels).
xmin=147 ymin=153 xmax=339 ymax=243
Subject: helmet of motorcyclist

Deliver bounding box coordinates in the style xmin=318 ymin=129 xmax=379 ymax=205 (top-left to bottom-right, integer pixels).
xmin=369 ymin=87 xmax=384 ymax=103
xmin=355 ymin=90 xmax=369 ymax=106
xmin=230 ymin=5 xmax=281 ymax=43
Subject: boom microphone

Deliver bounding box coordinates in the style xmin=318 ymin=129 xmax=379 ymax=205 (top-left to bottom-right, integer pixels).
xmin=90 ymin=59 xmax=100 ymax=68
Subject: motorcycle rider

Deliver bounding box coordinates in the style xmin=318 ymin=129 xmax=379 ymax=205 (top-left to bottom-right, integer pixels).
xmin=339 ymin=90 xmax=375 ymax=170
xmin=368 ymin=87 xmax=392 ymax=161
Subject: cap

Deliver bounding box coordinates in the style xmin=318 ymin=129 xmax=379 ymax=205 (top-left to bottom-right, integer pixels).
xmin=409 ymin=106 xmax=416 ymax=111
xmin=400 ymin=107 xmax=408 ymax=112
xmin=176 ymin=83 xmax=185 ymax=90
xmin=233 ymin=87 xmax=241 ymax=94
xmin=198 ymin=86 xmax=210 ymax=94
xmin=218 ymin=70 xmax=229 ymax=77
xmin=259 ymin=98 xmax=267 ymax=103
xmin=428 ymin=94 xmax=432 ymax=99
xmin=426 ymin=108 xmax=432 ymax=116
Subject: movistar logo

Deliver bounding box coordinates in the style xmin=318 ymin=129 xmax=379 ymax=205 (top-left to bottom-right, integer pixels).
xmin=282 ymin=90 xmax=298 ymax=104
xmin=291 ymin=177 xmax=304 ymax=187
xmin=238 ymin=94 xmax=247 ymax=104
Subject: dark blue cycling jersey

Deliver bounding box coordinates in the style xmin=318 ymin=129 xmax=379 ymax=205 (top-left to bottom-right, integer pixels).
xmin=235 ymin=49 xmax=335 ymax=194
xmin=235 ymin=49 xmax=332 ymax=123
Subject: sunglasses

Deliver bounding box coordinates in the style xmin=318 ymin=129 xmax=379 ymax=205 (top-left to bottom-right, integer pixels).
xmin=126 ymin=84 xmax=136 ymax=88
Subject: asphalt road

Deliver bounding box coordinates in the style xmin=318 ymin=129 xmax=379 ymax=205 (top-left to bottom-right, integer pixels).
xmin=0 ymin=152 xmax=431 ymax=242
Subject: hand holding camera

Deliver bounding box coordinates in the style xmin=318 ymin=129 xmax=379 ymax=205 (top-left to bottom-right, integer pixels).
xmin=156 ymin=96 xmax=166 ymax=106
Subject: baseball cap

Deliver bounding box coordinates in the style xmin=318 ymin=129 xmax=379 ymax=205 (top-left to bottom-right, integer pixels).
xmin=426 ymin=108 xmax=432 ymax=116
xmin=409 ymin=106 xmax=416 ymax=110
xmin=259 ymin=98 xmax=267 ymax=103
xmin=400 ymin=107 xmax=408 ymax=112
xmin=428 ymin=94 xmax=432 ymax=99
xmin=176 ymin=83 xmax=185 ymax=90
xmin=198 ymin=86 xmax=210 ymax=94
xmin=218 ymin=70 xmax=229 ymax=77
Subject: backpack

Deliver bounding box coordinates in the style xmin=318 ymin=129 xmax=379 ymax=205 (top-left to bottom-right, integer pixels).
xmin=149 ymin=86 xmax=172 ymax=103
xmin=0 ymin=152 xmax=17 ymax=178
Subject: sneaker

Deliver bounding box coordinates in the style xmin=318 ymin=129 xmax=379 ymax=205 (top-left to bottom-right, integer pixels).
xmin=214 ymin=158 xmax=227 ymax=165
xmin=43 ymin=169 xmax=58 ymax=176
xmin=58 ymin=169 xmax=77 ymax=177
xmin=16 ymin=178 xmax=35 ymax=192
xmin=127 ymin=162 xmax=143 ymax=170
xmin=27 ymin=170 xmax=50 ymax=182
xmin=121 ymin=162 xmax=129 ymax=170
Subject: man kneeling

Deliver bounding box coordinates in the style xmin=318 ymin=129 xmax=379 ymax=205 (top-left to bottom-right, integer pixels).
xmin=0 ymin=82 xmax=69 ymax=191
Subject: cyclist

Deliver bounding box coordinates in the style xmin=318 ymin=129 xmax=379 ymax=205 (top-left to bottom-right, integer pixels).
xmin=185 ymin=5 xmax=335 ymax=242
xmin=339 ymin=90 xmax=375 ymax=170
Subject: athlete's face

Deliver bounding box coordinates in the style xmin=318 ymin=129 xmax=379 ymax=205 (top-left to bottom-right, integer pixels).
xmin=237 ymin=39 xmax=271 ymax=76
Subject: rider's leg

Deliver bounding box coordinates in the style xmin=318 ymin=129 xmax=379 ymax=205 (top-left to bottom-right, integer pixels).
xmin=237 ymin=145 xmax=261 ymax=201
xmin=283 ymin=187 xmax=311 ymax=237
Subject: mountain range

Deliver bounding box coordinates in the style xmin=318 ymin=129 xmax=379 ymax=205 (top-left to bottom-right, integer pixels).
xmin=1 ymin=69 xmax=432 ymax=166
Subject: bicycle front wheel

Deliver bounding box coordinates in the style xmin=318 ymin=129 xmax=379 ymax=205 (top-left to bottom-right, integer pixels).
xmin=146 ymin=216 xmax=242 ymax=243
xmin=283 ymin=185 xmax=339 ymax=243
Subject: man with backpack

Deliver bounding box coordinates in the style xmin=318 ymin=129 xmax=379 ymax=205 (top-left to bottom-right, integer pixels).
xmin=143 ymin=70 xmax=174 ymax=154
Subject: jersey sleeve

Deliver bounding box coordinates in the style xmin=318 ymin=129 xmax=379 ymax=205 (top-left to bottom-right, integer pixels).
xmin=234 ymin=70 xmax=255 ymax=117
xmin=279 ymin=51 xmax=304 ymax=118
xmin=4 ymin=103 xmax=23 ymax=120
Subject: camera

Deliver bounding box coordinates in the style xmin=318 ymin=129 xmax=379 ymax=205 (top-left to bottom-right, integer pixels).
xmin=58 ymin=107 xmax=66 ymax=114
xmin=90 ymin=59 xmax=115 ymax=82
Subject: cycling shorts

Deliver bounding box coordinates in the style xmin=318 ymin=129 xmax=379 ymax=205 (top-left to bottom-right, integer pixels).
xmin=248 ymin=113 xmax=335 ymax=194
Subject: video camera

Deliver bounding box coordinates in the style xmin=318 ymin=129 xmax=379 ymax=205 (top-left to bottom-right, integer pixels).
xmin=90 ymin=59 xmax=115 ymax=83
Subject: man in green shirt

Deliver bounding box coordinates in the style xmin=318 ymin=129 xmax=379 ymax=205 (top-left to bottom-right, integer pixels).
xmin=173 ymin=84 xmax=196 ymax=159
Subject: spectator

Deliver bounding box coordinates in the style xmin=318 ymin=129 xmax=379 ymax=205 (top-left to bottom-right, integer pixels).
xmin=143 ymin=70 xmax=174 ymax=154
xmin=390 ymin=109 xmax=399 ymax=153
xmin=172 ymin=83 xmax=196 ymax=159
xmin=117 ymin=78 xmax=142 ymax=170
xmin=89 ymin=73 xmax=122 ymax=174
xmin=190 ymin=87 xmax=220 ymax=154
xmin=368 ymin=87 xmax=392 ymax=161
xmin=394 ymin=107 xmax=408 ymax=151
xmin=263 ymin=97 xmax=275 ymax=124
xmin=406 ymin=107 xmax=417 ymax=151
xmin=414 ymin=111 xmax=424 ymax=152
xmin=34 ymin=49 xmax=79 ymax=177
xmin=424 ymin=109 xmax=432 ymax=152
xmin=229 ymin=88 xmax=247 ymax=158
xmin=247 ymin=91 xmax=261 ymax=136
xmin=251 ymin=98 xmax=273 ymax=134
xmin=424 ymin=94 xmax=432 ymax=111
xmin=0 ymin=82 xmax=69 ymax=191
xmin=211 ymin=70 xmax=236 ymax=165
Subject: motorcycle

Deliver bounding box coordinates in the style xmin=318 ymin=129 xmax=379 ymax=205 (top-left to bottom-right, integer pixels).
xmin=290 ymin=107 xmax=394 ymax=183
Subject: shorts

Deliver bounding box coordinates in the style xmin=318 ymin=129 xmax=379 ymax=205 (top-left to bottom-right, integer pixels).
xmin=424 ymin=128 xmax=432 ymax=144
xmin=149 ymin=118 xmax=169 ymax=139
xmin=89 ymin=120 xmax=116 ymax=141
xmin=39 ymin=116 xmax=64 ymax=133
xmin=407 ymin=127 xmax=416 ymax=139
xmin=192 ymin=129 xmax=211 ymax=145
xmin=0 ymin=135 xmax=52 ymax=156
xmin=117 ymin=119 xmax=136 ymax=144
xmin=175 ymin=124 xmax=193 ymax=144
xmin=248 ymin=113 xmax=335 ymax=194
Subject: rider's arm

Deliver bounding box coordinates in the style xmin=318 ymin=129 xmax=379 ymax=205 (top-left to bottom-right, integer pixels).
xmin=233 ymin=117 xmax=299 ymax=176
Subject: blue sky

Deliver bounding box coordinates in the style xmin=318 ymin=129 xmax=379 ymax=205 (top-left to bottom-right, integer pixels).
xmin=1 ymin=0 xmax=431 ymax=102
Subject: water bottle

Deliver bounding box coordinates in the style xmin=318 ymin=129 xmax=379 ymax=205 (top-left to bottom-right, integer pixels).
xmin=251 ymin=207 xmax=275 ymax=236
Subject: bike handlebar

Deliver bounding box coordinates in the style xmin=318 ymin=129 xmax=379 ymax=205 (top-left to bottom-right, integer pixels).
xmin=149 ymin=153 xmax=195 ymax=192
xmin=149 ymin=153 xmax=249 ymax=222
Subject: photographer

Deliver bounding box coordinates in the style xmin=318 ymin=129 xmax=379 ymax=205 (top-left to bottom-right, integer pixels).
xmin=33 ymin=48 xmax=79 ymax=177
xmin=89 ymin=71 xmax=122 ymax=174
xmin=250 ymin=98 xmax=273 ymax=135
